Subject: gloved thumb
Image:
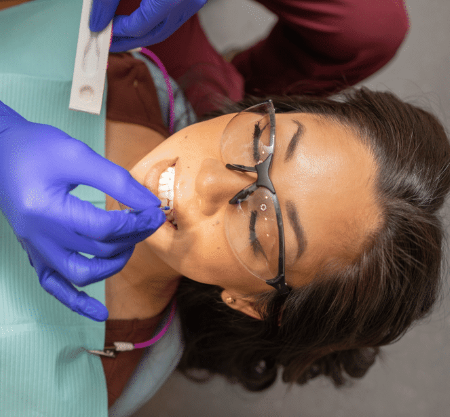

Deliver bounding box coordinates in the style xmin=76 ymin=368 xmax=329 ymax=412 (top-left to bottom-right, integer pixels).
xmin=89 ymin=0 xmax=121 ymax=33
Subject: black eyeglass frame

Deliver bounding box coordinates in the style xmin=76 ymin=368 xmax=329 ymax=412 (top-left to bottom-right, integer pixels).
xmin=225 ymin=100 xmax=290 ymax=295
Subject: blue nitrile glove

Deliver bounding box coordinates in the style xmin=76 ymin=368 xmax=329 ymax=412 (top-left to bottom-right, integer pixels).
xmin=0 ymin=101 xmax=166 ymax=322
xmin=89 ymin=0 xmax=208 ymax=52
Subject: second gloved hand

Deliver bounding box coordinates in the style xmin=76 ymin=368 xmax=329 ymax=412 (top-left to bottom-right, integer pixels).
xmin=0 ymin=101 xmax=166 ymax=322
xmin=89 ymin=0 xmax=208 ymax=52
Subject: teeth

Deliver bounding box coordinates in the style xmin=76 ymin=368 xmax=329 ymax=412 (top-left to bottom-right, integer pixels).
xmin=158 ymin=184 xmax=171 ymax=191
xmin=158 ymin=165 xmax=177 ymax=227
xmin=159 ymin=174 xmax=174 ymax=185
xmin=158 ymin=167 xmax=175 ymax=202
xmin=158 ymin=191 xmax=174 ymax=200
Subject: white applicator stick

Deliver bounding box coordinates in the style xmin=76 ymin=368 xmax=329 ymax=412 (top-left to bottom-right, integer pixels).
xmin=69 ymin=0 xmax=113 ymax=115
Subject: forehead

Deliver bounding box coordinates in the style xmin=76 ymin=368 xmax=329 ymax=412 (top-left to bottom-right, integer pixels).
xmin=270 ymin=113 xmax=380 ymax=286
xmin=271 ymin=112 xmax=374 ymax=189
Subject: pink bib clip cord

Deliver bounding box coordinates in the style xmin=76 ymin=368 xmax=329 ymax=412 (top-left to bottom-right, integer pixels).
xmin=87 ymin=299 xmax=177 ymax=358
xmin=134 ymin=299 xmax=177 ymax=349
xmin=140 ymin=48 xmax=175 ymax=135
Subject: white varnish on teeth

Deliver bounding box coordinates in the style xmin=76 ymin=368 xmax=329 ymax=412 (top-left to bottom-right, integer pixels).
xmin=158 ymin=166 xmax=176 ymax=226
xmin=158 ymin=167 xmax=175 ymax=195
xmin=158 ymin=167 xmax=175 ymax=200
xmin=159 ymin=190 xmax=174 ymax=200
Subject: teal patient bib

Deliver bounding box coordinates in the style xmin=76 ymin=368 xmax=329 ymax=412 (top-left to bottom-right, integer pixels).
xmin=0 ymin=1 xmax=194 ymax=416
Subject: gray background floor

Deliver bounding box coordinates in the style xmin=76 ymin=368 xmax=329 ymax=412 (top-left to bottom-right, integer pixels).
xmin=132 ymin=0 xmax=450 ymax=415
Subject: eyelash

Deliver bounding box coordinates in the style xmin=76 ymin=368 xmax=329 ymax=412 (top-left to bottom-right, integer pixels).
xmin=250 ymin=122 xmax=270 ymax=257
xmin=253 ymin=121 xmax=268 ymax=162
xmin=249 ymin=210 xmax=265 ymax=256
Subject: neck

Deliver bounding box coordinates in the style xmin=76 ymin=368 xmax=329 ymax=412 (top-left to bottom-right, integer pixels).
xmin=106 ymin=240 xmax=181 ymax=320
xmin=105 ymin=198 xmax=182 ymax=320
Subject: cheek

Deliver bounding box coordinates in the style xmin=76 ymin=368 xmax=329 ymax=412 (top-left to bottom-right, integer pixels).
xmin=181 ymin=221 xmax=262 ymax=290
xmin=181 ymin=221 xmax=236 ymax=279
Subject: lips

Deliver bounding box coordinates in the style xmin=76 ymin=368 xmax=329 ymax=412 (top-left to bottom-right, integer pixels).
xmin=143 ymin=157 xmax=179 ymax=229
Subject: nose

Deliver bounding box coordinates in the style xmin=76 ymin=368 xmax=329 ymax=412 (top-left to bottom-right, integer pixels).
xmin=195 ymin=158 xmax=255 ymax=216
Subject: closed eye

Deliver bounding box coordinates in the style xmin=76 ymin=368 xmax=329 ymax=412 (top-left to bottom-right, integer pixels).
xmin=249 ymin=210 xmax=268 ymax=261
xmin=253 ymin=121 xmax=268 ymax=162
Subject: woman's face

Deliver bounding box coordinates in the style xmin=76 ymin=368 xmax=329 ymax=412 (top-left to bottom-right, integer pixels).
xmin=128 ymin=112 xmax=380 ymax=297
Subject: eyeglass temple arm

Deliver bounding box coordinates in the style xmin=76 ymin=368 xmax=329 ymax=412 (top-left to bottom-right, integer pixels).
xmin=226 ymin=163 xmax=256 ymax=173
xmin=228 ymin=182 xmax=258 ymax=204
xmin=266 ymin=275 xmax=290 ymax=295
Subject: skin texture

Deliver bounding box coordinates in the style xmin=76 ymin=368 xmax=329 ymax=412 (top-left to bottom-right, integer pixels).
xmin=105 ymin=113 xmax=380 ymax=320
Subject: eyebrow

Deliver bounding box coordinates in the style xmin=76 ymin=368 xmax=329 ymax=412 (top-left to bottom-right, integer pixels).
xmin=284 ymin=119 xmax=304 ymax=163
xmin=286 ymin=200 xmax=307 ymax=262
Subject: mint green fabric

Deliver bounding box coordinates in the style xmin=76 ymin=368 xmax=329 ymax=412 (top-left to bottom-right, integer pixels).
xmin=0 ymin=1 xmax=197 ymax=415
xmin=0 ymin=1 xmax=108 ymax=416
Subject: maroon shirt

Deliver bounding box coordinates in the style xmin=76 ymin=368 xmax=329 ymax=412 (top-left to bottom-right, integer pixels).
xmin=115 ymin=0 xmax=409 ymax=117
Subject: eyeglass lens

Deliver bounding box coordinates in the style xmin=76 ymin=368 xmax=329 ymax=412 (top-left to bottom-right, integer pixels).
xmin=221 ymin=106 xmax=280 ymax=281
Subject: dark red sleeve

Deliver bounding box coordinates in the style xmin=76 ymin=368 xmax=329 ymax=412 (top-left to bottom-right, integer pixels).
xmin=116 ymin=0 xmax=244 ymax=117
xmin=115 ymin=0 xmax=409 ymax=116
xmin=231 ymin=0 xmax=410 ymax=97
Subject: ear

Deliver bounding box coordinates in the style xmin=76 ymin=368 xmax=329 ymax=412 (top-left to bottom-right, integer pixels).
xmin=220 ymin=290 xmax=263 ymax=321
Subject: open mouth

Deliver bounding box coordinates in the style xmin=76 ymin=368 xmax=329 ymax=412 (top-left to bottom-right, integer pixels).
xmin=158 ymin=164 xmax=178 ymax=230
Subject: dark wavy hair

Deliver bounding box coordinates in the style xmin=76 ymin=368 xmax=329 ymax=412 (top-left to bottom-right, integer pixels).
xmin=174 ymin=88 xmax=450 ymax=391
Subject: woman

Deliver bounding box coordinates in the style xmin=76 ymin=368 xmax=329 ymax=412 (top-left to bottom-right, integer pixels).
xmin=102 ymin=52 xmax=450 ymax=407
xmin=0 ymin=0 xmax=443 ymax=413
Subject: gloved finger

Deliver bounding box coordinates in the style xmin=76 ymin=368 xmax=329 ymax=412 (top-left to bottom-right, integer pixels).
xmin=111 ymin=0 xmax=181 ymax=38
xmin=109 ymin=34 xmax=154 ymax=53
xmin=56 ymin=223 xmax=164 ymax=259
xmin=65 ymin=197 xmax=165 ymax=243
xmin=89 ymin=0 xmax=121 ymax=33
xmin=29 ymin=244 xmax=110 ymax=321
xmin=109 ymin=0 xmax=206 ymax=51
xmin=39 ymin=266 xmax=109 ymax=321
xmin=66 ymin=141 xmax=161 ymax=209
xmin=109 ymin=19 xmax=173 ymax=52
xmin=34 ymin=237 xmax=135 ymax=287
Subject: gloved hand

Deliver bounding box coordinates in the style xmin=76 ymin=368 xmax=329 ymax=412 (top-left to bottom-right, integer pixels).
xmin=89 ymin=0 xmax=208 ymax=52
xmin=0 ymin=101 xmax=166 ymax=322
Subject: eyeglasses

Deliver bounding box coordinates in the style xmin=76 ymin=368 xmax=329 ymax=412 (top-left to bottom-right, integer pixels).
xmin=221 ymin=100 xmax=290 ymax=296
